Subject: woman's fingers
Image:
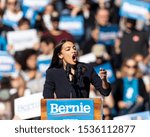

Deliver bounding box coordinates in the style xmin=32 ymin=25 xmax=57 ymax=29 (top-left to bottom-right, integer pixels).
xmin=99 ymin=68 xmax=107 ymax=80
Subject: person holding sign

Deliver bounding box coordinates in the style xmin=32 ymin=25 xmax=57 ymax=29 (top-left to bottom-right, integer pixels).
xmin=43 ymin=39 xmax=111 ymax=99
xmin=113 ymin=58 xmax=148 ymax=116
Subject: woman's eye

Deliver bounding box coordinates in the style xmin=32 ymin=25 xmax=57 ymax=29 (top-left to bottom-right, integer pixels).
xmin=66 ymin=48 xmax=70 ymax=51
xmin=73 ymin=46 xmax=76 ymax=50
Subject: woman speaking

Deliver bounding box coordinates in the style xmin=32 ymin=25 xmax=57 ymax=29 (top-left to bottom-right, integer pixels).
xmin=43 ymin=40 xmax=111 ymax=98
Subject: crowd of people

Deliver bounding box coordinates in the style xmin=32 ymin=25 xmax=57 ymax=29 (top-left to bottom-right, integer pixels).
xmin=0 ymin=0 xmax=150 ymax=120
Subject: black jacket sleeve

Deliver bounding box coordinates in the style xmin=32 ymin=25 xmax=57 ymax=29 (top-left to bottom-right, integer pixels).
xmin=113 ymin=79 xmax=123 ymax=102
xmin=90 ymin=67 xmax=111 ymax=96
xmin=138 ymin=78 xmax=148 ymax=101
xmin=43 ymin=69 xmax=55 ymax=98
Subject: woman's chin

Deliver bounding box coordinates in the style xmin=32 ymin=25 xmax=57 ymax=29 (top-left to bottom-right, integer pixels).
xmin=70 ymin=61 xmax=77 ymax=65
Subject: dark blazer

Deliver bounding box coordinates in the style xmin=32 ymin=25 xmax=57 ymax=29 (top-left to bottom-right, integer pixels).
xmin=43 ymin=62 xmax=111 ymax=98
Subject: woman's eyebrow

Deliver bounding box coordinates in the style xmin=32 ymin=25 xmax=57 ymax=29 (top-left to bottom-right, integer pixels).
xmin=64 ymin=46 xmax=71 ymax=49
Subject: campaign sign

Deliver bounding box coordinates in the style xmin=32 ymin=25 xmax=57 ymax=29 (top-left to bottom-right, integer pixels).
xmin=7 ymin=29 xmax=39 ymax=51
xmin=59 ymin=15 xmax=84 ymax=36
xmin=22 ymin=0 xmax=51 ymax=11
xmin=37 ymin=55 xmax=51 ymax=75
xmin=98 ymin=25 xmax=119 ymax=46
xmin=0 ymin=51 xmax=15 ymax=76
xmin=120 ymin=0 xmax=150 ymax=21
xmin=78 ymin=53 xmax=96 ymax=63
xmin=114 ymin=111 xmax=150 ymax=120
xmin=0 ymin=36 xmax=7 ymax=51
xmin=46 ymin=99 xmax=94 ymax=120
xmin=94 ymin=62 xmax=116 ymax=84
xmin=22 ymin=6 xmax=39 ymax=27
xmin=14 ymin=92 xmax=43 ymax=119
xmin=2 ymin=19 xmax=18 ymax=28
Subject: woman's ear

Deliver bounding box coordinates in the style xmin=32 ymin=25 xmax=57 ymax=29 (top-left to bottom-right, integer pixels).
xmin=58 ymin=53 xmax=63 ymax=59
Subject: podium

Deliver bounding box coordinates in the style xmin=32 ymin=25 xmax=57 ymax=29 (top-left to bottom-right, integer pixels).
xmin=41 ymin=98 xmax=103 ymax=120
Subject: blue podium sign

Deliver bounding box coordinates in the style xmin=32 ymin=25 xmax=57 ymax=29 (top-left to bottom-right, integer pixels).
xmin=46 ymin=99 xmax=94 ymax=120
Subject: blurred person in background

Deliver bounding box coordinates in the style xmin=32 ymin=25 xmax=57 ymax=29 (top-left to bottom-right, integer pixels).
xmin=34 ymin=12 xmax=48 ymax=38
xmin=0 ymin=9 xmax=13 ymax=37
xmin=61 ymin=0 xmax=95 ymax=44
xmin=132 ymin=53 xmax=150 ymax=93
xmin=81 ymin=26 xmax=99 ymax=55
xmin=0 ymin=0 xmax=6 ymax=10
xmin=42 ymin=2 xmax=56 ymax=31
xmin=43 ymin=12 xmax=75 ymax=44
xmin=62 ymin=0 xmax=85 ymax=16
xmin=20 ymin=49 xmax=41 ymax=81
xmin=17 ymin=17 xmax=30 ymax=30
xmin=90 ymin=44 xmax=111 ymax=67
xmin=13 ymin=50 xmax=24 ymax=74
xmin=0 ymin=77 xmax=12 ymax=119
xmin=115 ymin=18 xmax=149 ymax=62
xmin=19 ymin=49 xmax=43 ymax=94
xmin=17 ymin=17 xmax=40 ymax=51
xmin=113 ymin=58 xmax=148 ymax=116
xmin=3 ymin=0 xmax=23 ymax=28
xmin=95 ymin=8 xmax=117 ymax=56
xmin=107 ymin=0 xmax=120 ymax=24
xmin=91 ymin=0 xmax=120 ymax=24
xmin=37 ymin=36 xmax=56 ymax=76
xmin=39 ymin=36 xmax=56 ymax=58
xmin=103 ymin=105 xmax=113 ymax=120
xmin=95 ymin=8 xmax=110 ymax=28
xmin=0 ymin=9 xmax=13 ymax=50
xmin=132 ymin=53 xmax=150 ymax=111
xmin=81 ymin=8 xmax=116 ymax=56
xmin=0 ymin=74 xmax=26 ymax=119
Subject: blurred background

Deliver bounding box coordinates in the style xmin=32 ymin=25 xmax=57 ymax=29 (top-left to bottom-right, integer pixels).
xmin=0 ymin=0 xmax=150 ymax=120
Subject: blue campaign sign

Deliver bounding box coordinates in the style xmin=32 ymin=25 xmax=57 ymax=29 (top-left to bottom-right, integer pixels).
xmin=46 ymin=99 xmax=94 ymax=120
xmin=22 ymin=0 xmax=51 ymax=12
xmin=114 ymin=111 xmax=150 ymax=120
xmin=0 ymin=36 xmax=7 ymax=51
xmin=98 ymin=25 xmax=119 ymax=46
xmin=59 ymin=15 xmax=84 ymax=36
xmin=22 ymin=0 xmax=51 ymax=26
xmin=22 ymin=6 xmax=39 ymax=27
xmin=37 ymin=56 xmax=51 ymax=76
xmin=123 ymin=78 xmax=139 ymax=104
xmin=120 ymin=0 xmax=150 ymax=21
xmin=0 ymin=51 xmax=15 ymax=76
xmin=94 ymin=62 xmax=116 ymax=84
xmin=2 ymin=19 xmax=18 ymax=28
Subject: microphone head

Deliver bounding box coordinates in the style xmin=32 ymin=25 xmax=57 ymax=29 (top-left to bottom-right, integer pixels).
xmin=66 ymin=64 xmax=71 ymax=79
xmin=76 ymin=63 xmax=87 ymax=77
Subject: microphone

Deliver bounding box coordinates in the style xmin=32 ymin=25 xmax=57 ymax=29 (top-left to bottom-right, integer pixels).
xmin=66 ymin=64 xmax=71 ymax=81
xmin=75 ymin=63 xmax=88 ymax=98
xmin=76 ymin=63 xmax=87 ymax=78
xmin=65 ymin=63 xmax=88 ymax=98
xmin=65 ymin=63 xmax=73 ymax=98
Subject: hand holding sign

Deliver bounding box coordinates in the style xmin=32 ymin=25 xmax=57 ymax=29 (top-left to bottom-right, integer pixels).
xmin=99 ymin=68 xmax=110 ymax=89
xmin=94 ymin=62 xmax=116 ymax=84
xmin=99 ymin=68 xmax=107 ymax=81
